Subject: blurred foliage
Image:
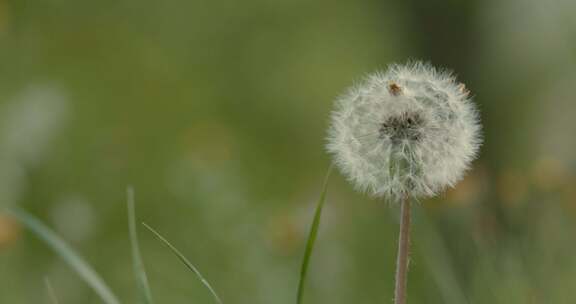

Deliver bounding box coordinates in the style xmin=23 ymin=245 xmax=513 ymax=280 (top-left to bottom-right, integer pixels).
xmin=1 ymin=0 xmax=576 ymax=303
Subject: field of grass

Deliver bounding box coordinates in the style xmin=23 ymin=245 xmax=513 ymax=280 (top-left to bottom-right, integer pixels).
xmin=1 ymin=0 xmax=576 ymax=303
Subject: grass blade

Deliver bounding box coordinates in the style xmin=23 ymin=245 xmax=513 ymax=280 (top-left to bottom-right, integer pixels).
xmin=10 ymin=208 xmax=121 ymax=304
xmin=296 ymin=165 xmax=333 ymax=304
xmin=416 ymin=210 xmax=468 ymax=304
xmin=127 ymin=187 xmax=154 ymax=304
xmin=143 ymin=222 xmax=223 ymax=304
xmin=44 ymin=277 xmax=60 ymax=304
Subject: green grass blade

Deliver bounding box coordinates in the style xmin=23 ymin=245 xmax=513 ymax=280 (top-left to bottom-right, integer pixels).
xmin=415 ymin=209 xmax=468 ymax=304
xmin=142 ymin=223 xmax=223 ymax=304
xmin=44 ymin=277 xmax=60 ymax=304
xmin=296 ymin=165 xmax=333 ymax=304
xmin=127 ymin=187 xmax=154 ymax=304
xmin=10 ymin=208 xmax=121 ymax=304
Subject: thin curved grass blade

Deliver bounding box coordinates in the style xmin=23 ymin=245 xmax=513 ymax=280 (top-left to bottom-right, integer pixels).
xmin=296 ymin=165 xmax=333 ymax=304
xmin=44 ymin=277 xmax=60 ymax=304
xmin=142 ymin=222 xmax=223 ymax=304
xmin=127 ymin=187 xmax=154 ymax=304
xmin=10 ymin=208 xmax=120 ymax=304
xmin=415 ymin=209 xmax=468 ymax=304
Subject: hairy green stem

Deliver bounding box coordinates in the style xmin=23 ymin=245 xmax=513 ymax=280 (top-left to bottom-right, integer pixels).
xmin=394 ymin=197 xmax=411 ymax=304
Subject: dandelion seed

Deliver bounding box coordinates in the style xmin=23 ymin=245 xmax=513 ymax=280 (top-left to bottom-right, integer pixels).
xmin=326 ymin=61 xmax=482 ymax=202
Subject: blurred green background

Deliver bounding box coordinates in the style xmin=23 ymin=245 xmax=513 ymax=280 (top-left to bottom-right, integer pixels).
xmin=1 ymin=0 xmax=576 ymax=303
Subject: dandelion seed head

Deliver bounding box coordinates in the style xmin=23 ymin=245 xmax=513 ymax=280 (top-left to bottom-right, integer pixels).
xmin=326 ymin=61 xmax=482 ymax=202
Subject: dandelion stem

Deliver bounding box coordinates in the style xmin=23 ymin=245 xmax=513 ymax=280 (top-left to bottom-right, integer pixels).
xmin=394 ymin=197 xmax=411 ymax=304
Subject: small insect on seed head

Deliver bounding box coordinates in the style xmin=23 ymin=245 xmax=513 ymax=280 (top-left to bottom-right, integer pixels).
xmin=388 ymin=82 xmax=402 ymax=96
xmin=458 ymin=83 xmax=470 ymax=97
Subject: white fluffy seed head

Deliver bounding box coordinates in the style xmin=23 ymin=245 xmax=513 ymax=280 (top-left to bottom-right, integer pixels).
xmin=326 ymin=61 xmax=482 ymax=202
